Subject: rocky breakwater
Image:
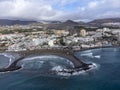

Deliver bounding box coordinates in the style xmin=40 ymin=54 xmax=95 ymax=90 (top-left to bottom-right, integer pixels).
xmin=0 ymin=49 xmax=92 ymax=74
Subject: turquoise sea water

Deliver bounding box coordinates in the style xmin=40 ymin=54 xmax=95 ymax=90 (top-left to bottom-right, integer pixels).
xmin=0 ymin=48 xmax=120 ymax=90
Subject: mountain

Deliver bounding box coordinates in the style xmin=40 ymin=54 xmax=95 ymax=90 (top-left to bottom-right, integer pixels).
xmin=62 ymin=20 xmax=79 ymax=26
xmin=88 ymin=18 xmax=120 ymax=27
xmin=0 ymin=18 xmax=120 ymax=28
xmin=46 ymin=20 xmax=80 ymax=30
xmin=78 ymin=21 xmax=86 ymax=25
xmin=0 ymin=19 xmax=37 ymax=25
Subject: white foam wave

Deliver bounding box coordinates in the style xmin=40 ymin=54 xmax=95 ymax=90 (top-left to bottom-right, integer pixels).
xmin=80 ymin=53 xmax=101 ymax=59
xmin=57 ymin=69 xmax=86 ymax=76
xmin=94 ymin=55 xmax=101 ymax=59
xmin=51 ymin=63 xmax=99 ymax=76
xmin=21 ymin=55 xmax=74 ymax=67
xmin=80 ymin=53 xmax=93 ymax=57
xmin=88 ymin=63 xmax=99 ymax=70
xmin=23 ymin=55 xmax=69 ymax=61
xmin=0 ymin=53 xmax=15 ymax=67
xmin=80 ymin=53 xmax=94 ymax=58
xmin=17 ymin=55 xmax=75 ymax=71
xmin=52 ymin=66 xmax=65 ymax=72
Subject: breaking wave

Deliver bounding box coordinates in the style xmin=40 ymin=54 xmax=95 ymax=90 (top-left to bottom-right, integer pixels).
xmin=80 ymin=52 xmax=101 ymax=59
xmin=17 ymin=55 xmax=74 ymax=68
xmin=0 ymin=54 xmax=98 ymax=76
xmin=51 ymin=63 xmax=98 ymax=76
xmin=94 ymin=55 xmax=101 ymax=59
xmin=15 ymin=55 xmax=97 ymax=76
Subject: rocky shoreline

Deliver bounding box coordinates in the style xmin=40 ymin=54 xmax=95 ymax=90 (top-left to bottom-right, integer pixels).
xmin=0 ymin=49 xmax=92 ymax=73
xmin=0 ymin=46 xmax=119 ymax=73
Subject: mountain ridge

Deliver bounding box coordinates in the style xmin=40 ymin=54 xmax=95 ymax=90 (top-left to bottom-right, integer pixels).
xmin=0 ymin=18 xmax=120 ymax=28
xmin=0 ymin=19 xmax=37 ymax=25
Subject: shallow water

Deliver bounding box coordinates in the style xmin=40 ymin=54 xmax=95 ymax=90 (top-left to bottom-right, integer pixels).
xmin=0 ymin=48 xmax=120 ymax=90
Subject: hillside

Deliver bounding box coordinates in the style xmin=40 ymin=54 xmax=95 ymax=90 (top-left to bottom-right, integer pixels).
xmin=0 ymin=19 xmax=37 ymax=25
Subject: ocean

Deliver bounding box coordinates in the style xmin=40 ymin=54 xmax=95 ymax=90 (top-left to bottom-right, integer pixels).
xmin=0 ymin=47 xmax=120 ymax=90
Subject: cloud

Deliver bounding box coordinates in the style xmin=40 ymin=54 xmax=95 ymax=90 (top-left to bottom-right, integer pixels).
xmin=78 ymin=0 xmax=120 ymax=21
xmin=88 ymin=1 xmax=98 ymax=9
xmin=0 ymin=0 xmax=120 ymax=21
xmin=0 ymin=0 xmax=65 ymax=21
xmin=57 ymin=0 xmax=78 ymax=6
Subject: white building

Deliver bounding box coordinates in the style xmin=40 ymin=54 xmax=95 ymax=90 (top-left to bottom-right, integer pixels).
xmin=48 ymin=39 xmax=57 ymax=47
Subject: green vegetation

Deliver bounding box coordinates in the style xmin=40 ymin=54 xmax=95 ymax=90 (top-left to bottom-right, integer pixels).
xmin=0 ymin=30 xmax=14 ymax=34
xmin=60 ymin=37 xmax=66 ymax=46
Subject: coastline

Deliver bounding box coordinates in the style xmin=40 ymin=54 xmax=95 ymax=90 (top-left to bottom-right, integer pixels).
xmin=0 ymin=48 xmax=91 ymax=72
xmin=0 ymin=45 xmax=120 ymax=53
xmin=74 ymin=46 xmax=120 ymax=52
xmin=0 ymin=46 xmax=119 ymax=73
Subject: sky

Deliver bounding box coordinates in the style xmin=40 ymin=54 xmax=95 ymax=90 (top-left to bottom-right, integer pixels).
xmin=0 ymin=0 xmax=120 ymax=21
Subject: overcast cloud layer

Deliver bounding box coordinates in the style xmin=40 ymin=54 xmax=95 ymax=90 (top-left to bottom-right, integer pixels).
xmin=0 ymin=0 xmax=120 ymax=21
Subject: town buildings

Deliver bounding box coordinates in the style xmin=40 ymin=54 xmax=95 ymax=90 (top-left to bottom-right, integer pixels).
xmin=0 ymin=24 xmax=120 ymax=51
